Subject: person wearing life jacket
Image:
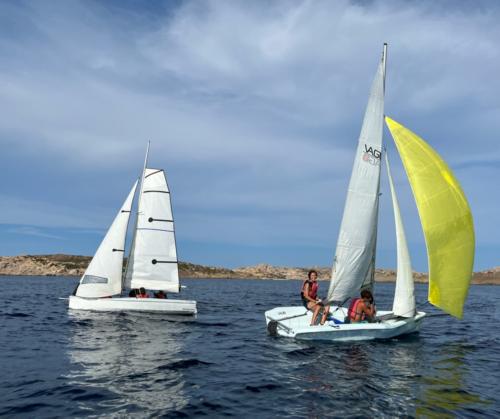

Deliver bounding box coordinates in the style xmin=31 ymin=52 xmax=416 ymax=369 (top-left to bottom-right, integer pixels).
xmin=154 ymin=290 xmax=167 ymax=299
xmin=137 ymin=287 xmax=149 ymax=298
xmin=301 ymin=270 xmax=330 ymax=326
xmin=347 ymin=290 xmax=376 ymax=323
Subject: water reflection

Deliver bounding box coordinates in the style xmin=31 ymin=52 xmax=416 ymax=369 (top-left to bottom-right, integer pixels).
xmin=416 ymin=340 xmax=490 ymax=417
xmin=66 ymin=311 xmax=191 ymax=415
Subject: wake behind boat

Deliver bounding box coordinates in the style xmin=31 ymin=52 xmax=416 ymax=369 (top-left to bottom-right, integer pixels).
xmin=265 ymin=44 xmax=474 ymax=341
xmin=69 ymin=142 xmax=197 ymax=315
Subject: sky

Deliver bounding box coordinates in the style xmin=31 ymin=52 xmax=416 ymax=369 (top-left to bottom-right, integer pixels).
xmin=0 ymin=0 xmax=499 ymax=271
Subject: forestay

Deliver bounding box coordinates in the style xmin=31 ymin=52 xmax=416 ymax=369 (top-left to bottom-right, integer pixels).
xmin=386 ymin=116 xmax=474 ymax=318
xmin=327 ymin=45 xmax=386 ymax=303
xmin=76 ymin=181 xmax=138 ymax=298
xmin=385 ymin=153 xmax=415 ymax=317
xmin=126 ymin=168 xmax=180 ymax=293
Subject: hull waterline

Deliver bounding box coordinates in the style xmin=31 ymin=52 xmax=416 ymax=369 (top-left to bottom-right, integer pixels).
xmin=69 ymin=296 xmax=197 ymax=315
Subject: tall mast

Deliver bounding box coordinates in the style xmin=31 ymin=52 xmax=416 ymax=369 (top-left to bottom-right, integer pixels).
xmin=138 ymin=141 xmax=151 ymax=211
xmin=383 ymin=43 xmax=387 ymax=93
xmin=123 ymin=141 xmax=150 ymax=290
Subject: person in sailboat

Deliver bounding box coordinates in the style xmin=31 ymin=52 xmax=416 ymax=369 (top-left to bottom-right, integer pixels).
xmin=301 ymin=270 xmax=330 ymax=326
xmin=347 ymin=290 xmax=377 ymax=323
xmin=154 ymin=290 xmax=167 ymax=299
xmin=137 ymin=287 xmax=149 ymax=298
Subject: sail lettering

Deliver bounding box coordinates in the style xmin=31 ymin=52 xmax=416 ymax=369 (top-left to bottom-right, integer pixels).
xmin=362 ymin=144 xmax=382 ymax=166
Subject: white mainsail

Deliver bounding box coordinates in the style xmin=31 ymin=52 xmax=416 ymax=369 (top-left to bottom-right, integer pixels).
xmin=125 ymin=168 xmax=179 ymax=293
xmin=385 ymin=153 xmax=416 ymax=317
xmin=327 ymin=44 xmax=386 ymax=303
xmin=76 ymin=181 xmax=138 ymax=298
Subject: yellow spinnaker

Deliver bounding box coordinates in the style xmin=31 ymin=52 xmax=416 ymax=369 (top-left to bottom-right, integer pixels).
xmin=385 ymin=116 xmax=474 ymax=318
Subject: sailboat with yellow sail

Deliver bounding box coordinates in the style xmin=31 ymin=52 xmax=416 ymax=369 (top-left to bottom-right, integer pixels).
xmin=264 ymin=44 xmax=475 ymax=341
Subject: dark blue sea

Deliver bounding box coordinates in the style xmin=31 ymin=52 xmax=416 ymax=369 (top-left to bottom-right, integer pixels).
xmin=0 ymin=276 xmax=499 ymax=418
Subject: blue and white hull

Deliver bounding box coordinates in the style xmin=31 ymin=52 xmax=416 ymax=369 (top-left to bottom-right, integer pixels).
xmin=265 ymin=306 xmax=425 ymax=342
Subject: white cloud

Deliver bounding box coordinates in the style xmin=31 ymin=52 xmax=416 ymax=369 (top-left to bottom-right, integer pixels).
xmin=0 ymin=0 xmax=499 ymax=268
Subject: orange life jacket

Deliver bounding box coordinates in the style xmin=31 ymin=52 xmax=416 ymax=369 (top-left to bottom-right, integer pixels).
xmin=348 ymin=298 xmax=364 ymax=321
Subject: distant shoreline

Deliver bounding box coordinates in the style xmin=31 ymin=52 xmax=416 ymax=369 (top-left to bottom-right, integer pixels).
xmin=0 ymin=254 xmax=499 ymax=285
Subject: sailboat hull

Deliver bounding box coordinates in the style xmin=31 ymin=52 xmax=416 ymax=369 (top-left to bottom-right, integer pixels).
xmin=265 ymin=306 xmax=425 ymax=342
xmin=69 ymin=296 xmax=197 ymax=315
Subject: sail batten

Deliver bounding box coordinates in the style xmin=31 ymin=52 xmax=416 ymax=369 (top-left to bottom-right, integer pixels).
xmin=327 ymin=46 xmax=386 ymax=302
xmin=76 ymin=181 xmax=138 ymax=298
xmin=385 ymin=116 xmax=474 ymax=318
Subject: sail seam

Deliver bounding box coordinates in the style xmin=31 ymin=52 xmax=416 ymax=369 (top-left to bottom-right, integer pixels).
xmin=137 ymin=228 xmax=174 ymax=233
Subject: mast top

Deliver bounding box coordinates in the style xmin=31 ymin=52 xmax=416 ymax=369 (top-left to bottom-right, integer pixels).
xmin=382 ymin=43 xmax=388 ymax=92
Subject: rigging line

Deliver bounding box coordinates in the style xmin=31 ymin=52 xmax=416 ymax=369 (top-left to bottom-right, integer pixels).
xmin=425 ymin=313 xmax=450 ymax=318
xmin=143 ymin=190 xmax=169 ymax=194
xmin=335 ymin=298 xmax=350 ymax=312
xmin=124 ymin=142 xmax=149 ymax=291
xmin=381 ymin=301 xmax=430 ymax=320
xmin=268 ymin=311 xmax=308 ymax=323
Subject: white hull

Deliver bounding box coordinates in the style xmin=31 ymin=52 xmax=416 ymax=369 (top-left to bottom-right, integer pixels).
xmin=69 ymin=296 xmax=197 ymax=315
xmin=265 ymin=306 xmax=425 ymax=342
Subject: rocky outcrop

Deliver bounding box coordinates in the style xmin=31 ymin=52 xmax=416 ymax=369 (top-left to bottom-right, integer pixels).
xmin=0 ymin=254 xmax=91 ymax=276
xmin=0 ymin=255 xmax=498 ymax=284
xmin=233 ymin=264 xmax=330 ymax=280
xmin=472 ymin=267 xmax=500 ymax=284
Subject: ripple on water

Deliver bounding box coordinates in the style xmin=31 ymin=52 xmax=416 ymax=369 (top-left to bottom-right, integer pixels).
xmin=0 ymin=277 xmax=499 ymax=417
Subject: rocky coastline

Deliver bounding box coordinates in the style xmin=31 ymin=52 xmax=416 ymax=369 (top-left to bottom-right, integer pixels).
xmin=0 ymin=254 xmax=499 ymax=285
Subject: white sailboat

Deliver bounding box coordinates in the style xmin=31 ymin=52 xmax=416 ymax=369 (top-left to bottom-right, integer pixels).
xmin=69 ymin=143 xmax=197 ymax=314
xmin=264 ymin=44 xmax=474 ymax=341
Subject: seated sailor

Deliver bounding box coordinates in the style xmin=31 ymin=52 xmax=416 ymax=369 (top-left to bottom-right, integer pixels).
xmin=301 ymin=270 xmax=330 ymax=326
xmin=154 ymin=290 xmax=167 ymax=299
xmin=137 ymin=287 xmax=149 ymax=298
xmin=347 ymin=290 xmax=377 ymax=323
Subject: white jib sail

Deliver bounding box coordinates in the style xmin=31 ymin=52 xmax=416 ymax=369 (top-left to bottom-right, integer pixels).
xmin=327 ymin=45 xmax=386 ymax=303
xmin=386 ymin=153 xmax=416 ymax=317
xmin=126 ymin=168 xmax=179 ymax=293
xmin=76 ymin=181 xmax=138 ymax=298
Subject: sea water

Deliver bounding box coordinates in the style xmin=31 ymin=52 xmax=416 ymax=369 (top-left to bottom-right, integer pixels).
xmin=0 ymin=276 xmax=499 ymax=417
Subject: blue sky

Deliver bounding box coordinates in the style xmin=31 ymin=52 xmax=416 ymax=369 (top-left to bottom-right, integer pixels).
xmin=0 ymin=0 xmax=499 ymax=271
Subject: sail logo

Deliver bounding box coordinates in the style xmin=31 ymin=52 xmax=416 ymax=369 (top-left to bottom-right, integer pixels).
xmin=362 ymin=145 xmax=381 ymax=166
